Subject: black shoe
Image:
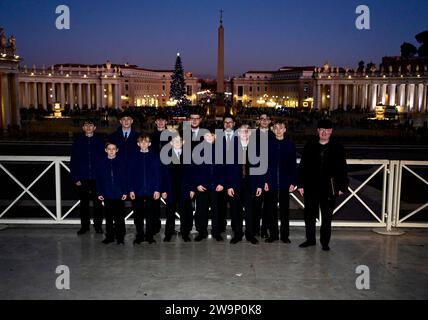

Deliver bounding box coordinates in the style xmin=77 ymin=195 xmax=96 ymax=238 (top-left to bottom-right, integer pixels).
xmin=182 ymin=235 xmax=191 ymax=242
xmin=281 ymin=238 xmax=291 ymax=244
xmin=94 ymin=227 xmax=103 ymax=234
xmin=214 ymin=235 xmax=224 ymax=242
xmin=299 ymin=241 xmax=316 ymax=248
xmin=163 ymin=235 xmax=172 ymax=242
xmin=248 ymin=237 xmax=259 ymax=245
xmin=194 ymin=234 xmax=207 ymax=242
xmin=230 ymin=237 xmax=242 ymax=244
xmin=265 ymin=237 xmax=279 ymax=243
xmin=322 ymin=245 xmax=330 ymax=251
xmin=146 ymin=237 xmax=156 ymax=244
xmin=116 ymin=239 xmax=125 ymax=245
xmin=102 ymin=238 xmax=115 ymax=244
xmin=133 ymin=238 xmax=143 ymax=245
xmin=77 ymin=228 xmax=89 ymax=235
xmin=261 ymin=232 xmax=269 ymax=239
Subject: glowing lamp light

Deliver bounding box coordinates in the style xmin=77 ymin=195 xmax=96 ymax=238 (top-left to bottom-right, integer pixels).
xmin=54 ymin=102 xmax=62 ymax=118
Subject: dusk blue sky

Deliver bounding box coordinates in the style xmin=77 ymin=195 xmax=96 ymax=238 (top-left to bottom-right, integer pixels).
xmin=1 ymin=0 xmax=427 ymax=78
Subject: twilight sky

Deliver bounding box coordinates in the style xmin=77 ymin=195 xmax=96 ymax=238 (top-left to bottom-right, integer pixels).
xmin=1 ymin=0 xmax=427 ymax=78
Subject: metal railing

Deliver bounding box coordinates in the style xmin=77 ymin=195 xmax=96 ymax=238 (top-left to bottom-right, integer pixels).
xmin=0 ymin=156 xmax=426 ymax=230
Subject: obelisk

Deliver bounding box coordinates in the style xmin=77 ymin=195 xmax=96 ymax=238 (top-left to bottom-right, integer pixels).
xmin=216 ymin=10 xmax=225 ymax=116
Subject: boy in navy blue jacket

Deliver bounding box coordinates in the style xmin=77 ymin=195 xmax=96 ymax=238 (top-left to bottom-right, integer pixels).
xmin=70 ymin=118 xmax=105 ymax=235
xmin=162 ymin=132 xmax=196 ymax=242
xmin=226 ymin=124 xmax=263 ymax=245
xmin=96 ymin=141 xmax=128 ymax=245
xmin=108 ymin=111 xmax=140 ymax=163
xmin=129 ymin=134 xmax=161 ymax=245
xmin=264 ymin=120 xmax=297 ymax=243
xmin=193 ymin=127 xmax=226 ymax=242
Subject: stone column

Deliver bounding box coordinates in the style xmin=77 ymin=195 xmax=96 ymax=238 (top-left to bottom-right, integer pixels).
xmin=316 ymin=84 xmax=322 ymax=110
xmin=389 ymin=84 xmax=396 ymax=106
xmin=60 ymin=82 xmax=65 ymax=108
xmin=329 ymin=84 xmax=335 ymax=110
xmin=381 ymin=84 xmax=387 ymax=105
xmin=115 ymin=83 xmax=121 ymax=109
xmin=42 ymin=82 xmax=47 ymax=110
xmin=370 ymin=83 xmax=377 ymax=110
xmin=86 ymin=83 xmax=91 ymax=108
xmin=96 ymin=83 xmax=102 ymax=109
xmin=51 ymin=82 xmax=56 ymax=105
xmin=69 ymin=83 xmax=74 ymax=108
xmin=352 ymin=84 xmax=357 ymax=109
xmin=33 ymin=82 xmax=38 ymax=108
xmin=407 ymin=84 xmax=415 ymax=112
xmin=399 ymin=84 xmax=405 ymax=107
xmin=1 ymin=74 xmax=11 ymax=131
xmin=78 ymin=83 xmax=83 ymax=109
xmin=101 ymin=83 xmax=106 ymax=108
xmin=343 ymin=85 xmax=348 ymax=110
xmin=24 ymin=81 xmax=29 ymax=108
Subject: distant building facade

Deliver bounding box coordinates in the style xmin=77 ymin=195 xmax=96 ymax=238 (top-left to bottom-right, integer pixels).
xmin=18 ymin=61 xmax=200 ymax=110
xmin=232 ymin=62 xmax=428 ymax=113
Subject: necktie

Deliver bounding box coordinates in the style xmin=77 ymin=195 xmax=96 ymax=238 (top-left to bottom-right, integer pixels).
xmin=124 ymin=132 xmax=128 ymax=140
xmin=242 ymin=147 xmax=248 ymax=178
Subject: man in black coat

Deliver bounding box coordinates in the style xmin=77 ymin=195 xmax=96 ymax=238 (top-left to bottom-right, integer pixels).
xmin=298 ymin=118 xmax=349 ymax=251
xmin=70 ymin=118 xmax=105 ymax=235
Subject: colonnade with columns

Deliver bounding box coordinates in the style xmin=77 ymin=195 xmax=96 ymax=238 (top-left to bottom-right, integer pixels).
xmin=19 ymin=76 xmax=122 ymax=110
xmin=314 ymin=78 xmax=428 ymax=112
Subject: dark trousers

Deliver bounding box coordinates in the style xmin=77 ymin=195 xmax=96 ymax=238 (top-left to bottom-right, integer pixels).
xmin=265 ymin=189 xmax=290 ymax=240
xmin=132 ymin=196 xmax=155 ymax=240
xmin=218 ymin=190 xmax=229 ymax=232
xmin=76 ymin=179 xmax=103 ymax=229
xmin=229 ymin=180 xmax=255 ymax=240
xmin=104 ymin=199 xmax=126 ymax=241
xmin=196 ymin=190 xmax=220 ymax=237
xmin=253 ymin=191 xmax=268 ymax=236
xmin=165 ymin=198 xmax=193 ymax=237
xmin=304 ymin=192 xmax=336 ymax=246
xmin=153 ymin=199 xmax=162 ymax=233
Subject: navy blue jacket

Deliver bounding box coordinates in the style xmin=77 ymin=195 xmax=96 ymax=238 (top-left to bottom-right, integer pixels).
xmin=70 ymin=134 xmax=105 ymax=183
xmin=150 ymin=129 xmax=170 ymax=154
xmin=128 ymin=150 xmax=161 ymax=197
xmin=225 ymin=139 xmax=264 ymax=193
xmin=193 ymin=142 xmax=226 ymax=191
xmin=162 ymin=150 xmax=196 ymax=203
xmin=266 ymin=138 xmax=298 ymax=191
xmin=96 ymin=155 xmax=127 ymax=200
xmin=108 ymin=127 xmax=140 ymax=161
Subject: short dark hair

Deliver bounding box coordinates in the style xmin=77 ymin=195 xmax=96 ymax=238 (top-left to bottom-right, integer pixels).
xmin=273 ymin=119 xmax=288 ymax=128
xmin=317 ymin=118 xmax=333 ymax=129
xmin=119 ymin=111 xmax=133 ymax=120
xmin=105 ymin=140 xmax=118 ymax=149
xmin=259 ymin=113 xmax=270 ymax=119
xmin=82 ymin=118 xmax=96 ymax=125
xmin=223 ymin=114 xmax=235 ymax=123
xmin=138 ymin=133 xmax=151 ymax=142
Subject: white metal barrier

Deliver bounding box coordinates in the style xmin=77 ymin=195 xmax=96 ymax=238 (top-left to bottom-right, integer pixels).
xmin=394 ymin=161 xmax=428 ymax=228
xmin=0 ymin=156 xmax=426 ymax=230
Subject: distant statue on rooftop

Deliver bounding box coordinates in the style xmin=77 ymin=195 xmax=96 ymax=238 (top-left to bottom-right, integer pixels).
xmin=323 ymin=63 xmax=330 ymax=72
xmin=0 ymin=28 xmax=7 ymax=48
xmin=8 ymin=35 xmax=15 ymax=49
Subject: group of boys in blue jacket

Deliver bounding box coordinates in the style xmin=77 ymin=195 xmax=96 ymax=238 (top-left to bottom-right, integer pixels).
xmin=71 ymin=113 xmax=298 ymax=246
